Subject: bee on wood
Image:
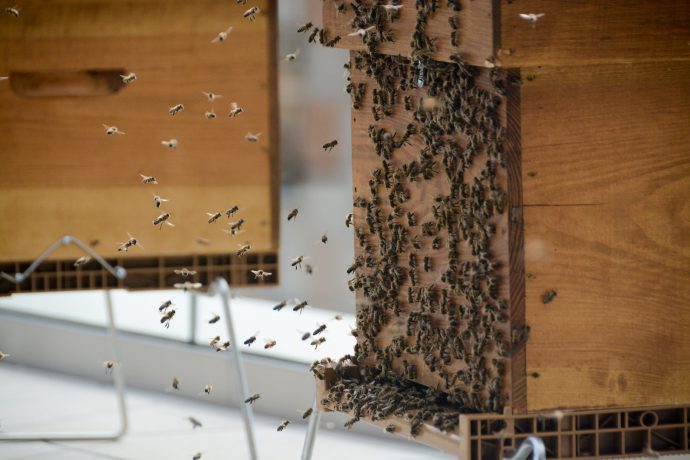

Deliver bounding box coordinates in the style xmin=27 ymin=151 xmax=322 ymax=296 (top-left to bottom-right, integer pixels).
xmin=277 ymin=420 xmax=290 ymax=431
xmin=169 ymin=104 xmax=184 ymax=116
xmin=264 ymin=339 xmax=277 ymax=349
xmin=204 ymin=110 xmax=217 ymax=120
xmin=348 ymin=26 xmax=375 ymax=38
xmin=152 ymin=194 xmax=169 ymax=208
xmin=310 ymin=337 xmax=326 ymax=349
xmin=228 ymin=102 xmax=244 ymax=117
xmin=103 ymin=360 xmax=115 ymax=374
xmin=297 ymin=22 xmax=313 ymax=33
xmin=293 ymin=300 xmax=308 ymax=313
xmin=117 ymin=233 xmax=143 ymax=252
xmin=250 ymin=269 xmax=272 ymax=280
xmin=209 ymin=313 xmax=220 ymax=324
xmin=201 ymin=384 xmax=213 ymax=395
xmin=206 ymin=211 xmax=222 ymax=224
xmin=154 ymin=212 xmax=174 ymax=229
xmin=245 ymin=132 xmax=262 ymax=143
xmin=244 ymin=6 xmax=260 ymax=21
xmin=423 ymin=256 xmax=431 ymax=272
xmin=188 ymin=416 xmax=203 ymax=429
xmin=291 ymin=255 xmax=306 ymax=269
xmin=103 ymin=124 xmax=125 ymax=136
xmin=244 ymin=394 xmax=261 ymax=404
xmin=324 ymin=35 xmax=341 ymax=47
xmin=161 ymin=309 xmax=176 ymax=328
xmin=4 ymin=6 xmax=20 ymax=17
xmin=322 ymin=140 xmax=338 ymax=152
xmin=542 ymin=289 xmax=557 ymax=304
xmin=140 ymin=174 xmax=158 ymax=184
xmin=161 ymin=139 xmax=178 ymax=149
xmin=74 ymin=255 xmax=91 ymax=267
xmin=159 ymin=300 xmax=173 ymax=312
xmin=174 ymin=281 xmax=202 ymax=292
xmin=287 ymin=208 xmax=299 ymax=221
xmin=0 ymin=350 xmax=11 ymax=360
xmin=174 ymin=268 xmax=197 ymax=277
xmin=449 ymin=16 xmax=459 ymax=47
xmin=345 ymin=213 xmax=353 ymax=228
xmin=237 ymin=243 xmax=251 ymax=257
xmin=120 ymin=73 xmax=137 ymax=84
xmin=308 ymin=27 xmax=320 ymax=44
xmin=302 ymin=408 xmax=313 ymax=419
xmin=211 ymin=26 xmax=233 ymax=43
xmin=285 ymin=49 xmax=300 ymax=61
xmin=244 ymin=331 xmax=259 ymax=346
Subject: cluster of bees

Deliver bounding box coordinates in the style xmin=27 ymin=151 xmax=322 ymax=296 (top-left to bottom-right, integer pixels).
xmin=312 ymin=0 xmax=521 ymax=437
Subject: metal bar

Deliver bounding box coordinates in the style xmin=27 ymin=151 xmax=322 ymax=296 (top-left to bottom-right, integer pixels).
xmin=215 ymin=277 xmax=259 ymax=460
xmin=504 ymin=436 xmax=547 ymax=460
xmin=188 ymin=292 xmax=198 ymax=344
xmin=300 ymin=397 xmax=322 ymax=460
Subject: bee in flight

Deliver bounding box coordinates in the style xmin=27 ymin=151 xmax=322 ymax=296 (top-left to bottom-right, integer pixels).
xmin=297 ymin=22 xmax=312 ymax=34
xmin=237 ymin=243 xmax=251 ymax=257
xmin=273 ymin=300 xmax=287 ymax=311
xmin=161 ymin=139 xmax=178 ymax=149
xmin=153 ymin=194 xmax=169 ymax=208
xmin=159 ymin=300 xmax=173 ymax=312
xmin=264 ymin=339 xmax=277 ymax=349
xmin=174 ymin=281 xmax=202 ymax=292
xmin=245 ymin=132 xmax=262 ymax=143
xmin=103 ymin=124 xmax=125 ymax=136
xmin=291 ymin=255 xmax=307 ymax=269
xmin=5 ymin=6 xmax=20 ymax=17
xmin=203 ymin=91 xmax=223 ymax=101
xmin=226 ymin=205 xmax=239 ymax=218
xmin=188 ymin=416 xmax=202 ymax=429
xmin=209 ymin=313 xmax=220 ymax=324
xmin=277 ymin=420 xmax=290 ymax=431
xmin=287 ymin=208 xmax=298 ymax=221
xmin=74 ymin=255 xmax=91 ymax=267
xmin=244 ymin=394 xmax=261 ymax=404
xmin=120 ymin=73 xmax=137 ymax=84
xmin=169 ymin=104 xmax=185 ymax=116
xmin=293 ymin=300 xmax=308 ymax=313
xmin=205 ymin=109 xmax=217 ymax=120
xmin=285 ymin=49 xmax=300 ymax=61
xmin=154 ymin=212 xmax=174 ymax=229
xmin=244 ymin=331 xmax=259 ymax=346
xmin=140 ymin=174 xmax=158 ymax=184
xmin=228 ymin=102 xmax=244 ymax=118
xmin=206 ymin=211 xmax=222 ymax=224
xmin=250 ymin=269 xmax=272 ymax=280
xmin=310 ymin=337 xmax=326 ymax=349
xmin=161 ymin=309 xmax=176 ymax=328
xmin=201 ymin=384 xmax=213 ymax=395
xmin=174 ymin=268 xmax=196 ymax=277
xmin=211 ymin=26 xmax=233 ymax=43
xmin=103 ymin=360 xmax=116 ymax=374
xmin=243 ymin=6 xmax=260 ymax=21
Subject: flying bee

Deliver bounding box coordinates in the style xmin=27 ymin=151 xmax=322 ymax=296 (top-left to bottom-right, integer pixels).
xmin=345 ymin=213 xmax=353 ymax=228
xmin=140 ymin=174 xmax=157 ymax=184
xmin=519 ymin=13 xmax=545 ymax=27
xmin=245 ymin=132 xmax=262 ymax=143
xmin=117 ymin=233 xmax=143 ymax=252
xmin=322 ymin=139 xmax=338 ymax=152
xmin=229 ymin=218 xmax=245 ymax=232
xmin=159 ymin=300 xmax=173 ymax=312
xmin=216 ymin=340 xmax=230 ymax=352
xmin=297 ymin=329 xmax=311 ymax=341
xmin=250 ymin=269 xmax=272 ymax=280
xmin=209 ymin=335 xmax=221 ymax=350
xmin=201 ymin=384 xmax=213 ymax=395
xmin=347 ymin=26 xmax=375 ymax=38
xmin=204 ymin=110 xmax=217 ymax=120
xmin=211 ymin=26 xmax=233 ymax=43
xmin=161 ymin=309 xmax=176 ymax=328
xmin=174 ymin=268 xmax=197 ymax=277
xmin=103 ymin=360 xmax=115 ymax=374
xmin=169 ymin=104 xmax=184 ymax=116
xmin=228 ymin=102 xmax=244 ymax=117
xmin=174 ymin=281 xmax=203 ymax=292
xmin=244 ymin=393 xmax=261 ymax=404
xmin=302 ymin=408 xmax=313 ymax=419
xmin=74 ymin=255 xmax=91 ymax=267
xmin=310 ymin=337 xmax=326 ymax=349
xmin=244 ymin=331 xmax=259 ymax=346
xmin=206 ymin=211 xmax=222 ymax=224
xmin=321 ymin=232 xmax=328 ymax=244
xmin=285 ymin=49 xmax=300 ymax=61
xmin=305 ymin=264 xmax=314 ymax=275
xmin=120 ymin=72 xmax=137 ymax=84
xmin=154 ymin=212 xmax=174 ymax=229
xmin=542 ymin=289 xmax=557 ymax=304
xmin=209 ymin=313 xmax=220 ymax=324
xmin=193 ymin=453 xmax=202 ymax=460
xmin=161 ymin=138 xmax=178 ymax=149
xmin=153 ymin=193 xmax=169 ymax=208
xmin=277 ymin=420 xmax=290 ymax=431
xmin=263 ymin=339 xmax=277 ymax=349
xmin=243 ymin=6 xmax=260 ymax=21
xmin=237 ymin=243 xmax=251 ymax=257
xmin=188 ymin=416 xmax=202 ymax=429
xmin=287 ymin=208 xmax=299 ymax=221
xmin=297 ymin=22 xmax=313 ymax=33
xmin=293 ymin=300 xmax=308 ymax=313
xmin=332 ymin=314 xmax=343 ymax=321
xmin=381 ymin=3 xmax=403 ymax=12
xmin=273 ymin=300 xmax=287 ymax=311
xmin=103 ymin=124 xmax=125 ymax=135
xmin=0 ymin=351 xmax=10 ymax=360
xmin=5 ymin=6 xmax=20 ymax=17
xmin=226 ymin=205 xmax=239 ymax=218
xmin=202 ymin=91 xmax=223 ymax=101
xmin=196 ymin=238 xmax=211 ymax=246
xmin=313 ymin=323 xmax=327 ymax=336
xmin=291 ymin=255 xmax=306 ymax=269
xmin=170 ymin=377 xmax=180 ymax=391
xmin=307 ymin=27 xmax=320 ymax=43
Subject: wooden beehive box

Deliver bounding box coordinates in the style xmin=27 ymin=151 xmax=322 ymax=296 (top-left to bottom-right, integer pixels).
xmin=0 ymin=0 xmax=279 ymax=294
xmin=320 ymin=0 xmax=690 ymax=434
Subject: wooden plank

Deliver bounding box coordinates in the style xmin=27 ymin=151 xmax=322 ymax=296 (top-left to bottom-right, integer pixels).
xmin=0 ymin=0 xmax=278 ymax=264
xmin=522 ymin=62 xmax=690 ymax=410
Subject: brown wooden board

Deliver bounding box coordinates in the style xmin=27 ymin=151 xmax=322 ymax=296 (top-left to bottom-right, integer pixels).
xmin=0 ymin=0 xmax=279 ymax=288
xmin=521 ymin=62 xmax=690 ymax=411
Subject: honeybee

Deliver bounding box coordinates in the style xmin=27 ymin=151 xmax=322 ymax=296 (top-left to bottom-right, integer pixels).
xmin=188 ymin=416 xmax=203 ymax=429
xmin=103 ymin=124 xmax=125 ymax=135
xmin=169 ymin=104 xmax=184 ymax=116
xmin=302 ymin=408 xmax=313 ymax=419
xmin=243 ymin=6 xmax=260 ymax=21
xmin=345 ymin=213 xmax=353 ymax=228
xmin=174 ymin=281 xmax=203 ymax=292
xmin=140 ymin=174 xmax=158 ymax=184
xmin=321 ymin=233 xmax=328 ymax=244
xmin=161 ymin=139 xmax=178 ymax=149
xmin=245 ymin=132 xmax=262 ymax=143
xmin=74 ymin=255 xmax=91 ymax=267
xmin=206 ymin=211 xmax=222 ymax=224
xmin=313 ymin=323 xmax=327 ymax=336
xmin=244 ymin=331 xmax=259 ymax=346
xmin=518 ymin=13 xmax=545 ymax=26
xmin=244 ymin=394 xmax=261 ymax=404
xmin=297 ymin=22 xmax=313 ymax=33
xmin=168 ymin=377 xmax=180 ymax=391
xmin=193 ymin=453 xmax=203 ymax=460
xmin=103 ymin=360 xmax=115 ymax=374
xmin=273 ymin=300 xmax=287 ymax=311
xmin=204 ymin=110 xmax=217 ymax=120
xmin=117 ymin=233 xmax=143 ymax=252
xmin=4 ymin=6 xmax=19 ymax=17
xmin=159 ymin=300 xmax=173 ymax=312
xmin=297 ymin=329 xmax=311 ymax=341
xmin=216 ymin=340 xmax=230 ymax=351
xmin=310 ymin=337 xmax=326 ymax=349
xmin=293 ymin=300 xmax=308 ymax=313
xmin=542 ymin=290 xmax=557 ymax=304
xmin=237 ymin=243 xmax=251 ymax=257
xmin=209 ymin=335 xmax=221 ymax=350
xmin=287 ymin=209 xmax=299 ymax=221
xmin=202 ymin=91 xmax=223 ymax=101
xmin=0 ymin=351 xmax=9 ymax=360
xmin=333 ymin=314 xmax=343 ymax=321
xmin=277 ymin=420 xmax=290 ymax=431
xmin=347 ymin=26 xmax=375 ymax=38
xmin=209 ymin=313 xmax=220 ymax=324
xmin=229 ymin=218 xmax=245 ymax=232
xmin=228 ymin=102 xmax=244 ymax=117
xmin=211 ymin=26 xmax=234 ymax=42
xmin=154 ymin=212 xmax=174 ymax=229
xmin=381 ymin=3 xmax=403 ymax=12
xmin=153 ymin=194 xmax=169 ymax=208
xmin=264 ymin=339 xmax=277 ymax=349
xmin=120 ymin=73 xmax=137 ymax=84
xmin=285 ymin=49 xmax=300 ymax=61
xmin=305 ymin=264 xmax=314 ymax=275
xmin=174 ymin=268 xmax=197 ymax=277
xmin=322 ymin=140 xmax=338 ymax=152
xmin=161 ymin=309 xmax=176 ymax=328
xmin=250 ymin=269 xmax=271 ymax=280
xmin=291 ymin=255 xmax=306 ymax=269
xmin=201 ymin=384 xmax=213 ymax=395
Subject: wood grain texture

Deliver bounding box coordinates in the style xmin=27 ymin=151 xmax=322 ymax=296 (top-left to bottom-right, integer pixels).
xmin=0 ymin=0 xmax=279 ymax=262
xmin=522 ymin=62 xmax=690 ymax=410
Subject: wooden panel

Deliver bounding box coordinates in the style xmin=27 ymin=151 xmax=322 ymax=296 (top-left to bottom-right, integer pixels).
xmin=522 ymin=63 xmax=690 ymax=410
xmin=0 ymin=0 xmax=279 ymax=265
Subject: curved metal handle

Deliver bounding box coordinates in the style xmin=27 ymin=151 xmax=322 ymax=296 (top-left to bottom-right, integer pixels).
xmin=504 ymin=436 xmax=547 ymax=460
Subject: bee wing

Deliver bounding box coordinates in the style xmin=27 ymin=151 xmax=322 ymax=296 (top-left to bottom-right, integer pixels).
xmin=206 ymin=212 xmax=216 ymax=217
xmin=536 ymin=13 xmax=545 ymax=19
xmin=103 ymin=124 xmax=110 ymax=129
xmin=224 ymin=26 xmax=233 ymax=34
xmin=166 ymin=222 xmax=175 ymax=227
xmin=518 ymin=13 xmax=531 ymax=20
xmin=211 ymin=34 xmax=222 ymax=43
xmin=230 ymin=102 xmax=238 ymax=110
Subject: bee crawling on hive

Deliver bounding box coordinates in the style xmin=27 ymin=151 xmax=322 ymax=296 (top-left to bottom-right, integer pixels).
xmin=243 ymin=6 xmax=260 ymax=21
xmin=154 ymin=212 xmax=175 ymax=229
xmin=347 ymin=26 xmax=375 ymax=38
xmin=117 ymin=233 xmax=143 ymax=252
xmin=277 ymin=420 xmax=290 ymax=431
xmin=291 ymin=255 xmax=307 ymax=269
xmin=102 ymin=124 xmax=125 ymax=136
xmin=202 ymin=91 xmax=223 ymax=102
xmin=206 ymin=211 xmax=222 ymax=224
xmin=120 ymin=72 xmax=137 ymax=84
xmin=519 ymin=13 xmax=545 ymax=27
xmin=0 ymin=350 xmax=9 ymax=360
xmin=284 ymin=48 xmax=300 ymax=61
xmin=228 ymin=102 xmax=244 ymax=117
xmin=245 ymin=132 xmax=262 ymax=143
xmin=73 ymin=255 xmax=91 ymax=267
xmin=174 ymin=268 xmax=197 ymax=277
xmin=322 ymin=139 xmax=338 ymax=152
xmin=297 ymin=22 xmax=312 ymax=34
xmin=153 ymin=193 xmax=169 ymax=208
xmin=140 ymin=174 xmax=158 ymax=185
xmin=211 ymin=26 xmax=233 ymax=43
xmin=169 ymin=104 xmax=184 ymax=116
xmin=160 ymin=309 xmax=176 ymax=328
xmin=5 ymin=6 xmax=19 ymax=17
